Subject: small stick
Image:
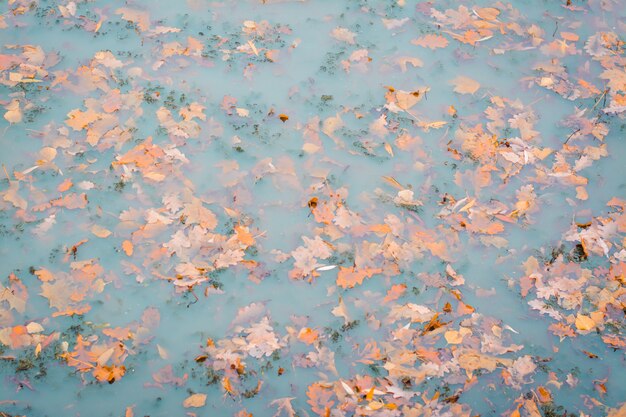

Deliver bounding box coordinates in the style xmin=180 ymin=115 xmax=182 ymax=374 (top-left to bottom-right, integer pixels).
xmin=187 ymin=287 xmax=199 ymax=307
xmin=564 ymin=128 xmax=581 ymax=145
xmin=2 ymin=164 xmax=11 ymax=182
xmin=591 ymin=88 xmax=609 ymax=111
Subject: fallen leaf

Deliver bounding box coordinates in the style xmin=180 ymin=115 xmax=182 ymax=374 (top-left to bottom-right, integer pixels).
xmin=183 ymin=393 xmax=207 ymax=408
xmin=91 ymin=225 xmax=112 ymax=238
xmin=411 ymin=34 xmax=449 ymax=49
xmin=451 ymin=76 xmax=481 ymax=94
xmin=575 ymin=314 xmax=595 ymax=331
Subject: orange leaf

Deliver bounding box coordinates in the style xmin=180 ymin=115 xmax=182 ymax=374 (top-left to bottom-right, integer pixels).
xmin=383 ymin=284 xmax=407 ymax=303
xmin=298 ymin=327 xmax=319 ymax=345
xmin=122 ymin=240 xmax=134 ymax=256
xmin=57 ymin=178 xmax=73 ymax=192
xmin=235 ymin=225 xmax=255 ymax=246
xmin=537 ymin=386 xmax=552 ymax=403
xmin=560 ymin=32 xmax=579 ymax=41
xmin=475 ymin=7 xmax=500 ymax=21
xmin=35 ymin=268 xmax=54 ymax=282
xmin=444 ymin=330 xmax=464 ymax=344
xmin=50 ymin=193 xmax=88 ymax=209
xmin=115 ymin=7 xmax=150 ymax=31
xmin=306 ymin=383 xmax=335 ymax=417
xmin=369 ymin=224 xmax=392 ymax=235
xmin=411 ymin=34 xmax=449 ymax=49
xmin=222 ymin=377 xmax=237 ymax=395
xmin=336 ymin=267 xmax=382 ymax=288
xmin=93 ymin=365 xmax=126 ymax=383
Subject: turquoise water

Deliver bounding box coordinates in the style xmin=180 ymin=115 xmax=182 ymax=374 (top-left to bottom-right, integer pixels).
xmin=1 ymin=1 xmax=626 ymax=416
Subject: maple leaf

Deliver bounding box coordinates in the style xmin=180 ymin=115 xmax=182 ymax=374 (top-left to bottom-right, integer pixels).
xmin=231 ymin=303 xmax=266 ymax=328
xmin=214 ymin=249 xmax=244 ymax=269
xmin=40 ymin=279 xmax=76 ymax=312
xmin=244 ymin=317 xmax=282 ymax=358
xmin=183 ymin=199 xmax=218 ymax=230
xmin=1 ymin=282 xmax=27 ymax=314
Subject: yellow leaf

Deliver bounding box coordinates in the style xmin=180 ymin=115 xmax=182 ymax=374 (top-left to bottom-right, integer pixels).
xmin=368 ymin=401 xmax=384 ymax=410
xmin=183 ymin=393 xmax=207 ymax=408
xmin=575 ymin=314 xmax=595 ymax=331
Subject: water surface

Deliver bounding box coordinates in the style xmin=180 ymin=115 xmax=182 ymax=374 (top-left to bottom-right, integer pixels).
xmin=1 ymin=1 xmax=626 ymax=416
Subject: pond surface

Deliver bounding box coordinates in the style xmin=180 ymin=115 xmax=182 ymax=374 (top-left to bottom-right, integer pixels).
xmin=1 ymin=1 xmax=626 ymax=416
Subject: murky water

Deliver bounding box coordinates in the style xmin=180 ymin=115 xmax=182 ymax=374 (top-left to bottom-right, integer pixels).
xmin=1 ymin=1 xmax=625 ymax=416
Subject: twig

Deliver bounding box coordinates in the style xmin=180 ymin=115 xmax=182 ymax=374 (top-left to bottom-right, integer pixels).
xmin=187 ymin=287 xmax=199 ymax=307
xmin=591 ymin=88 xmax=609 ymax=111
xmin=564 ymin=128 xmax=581 ymax=144
xmin=2 ymin=164 xmax=11 ymax=182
